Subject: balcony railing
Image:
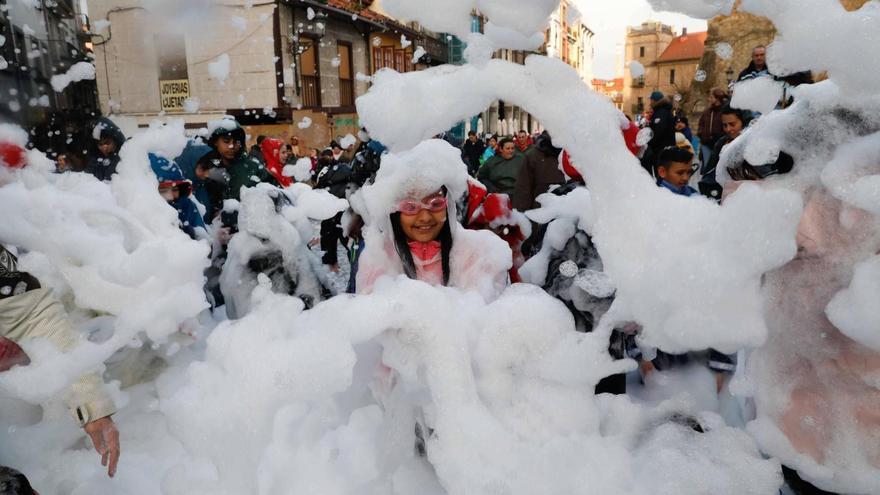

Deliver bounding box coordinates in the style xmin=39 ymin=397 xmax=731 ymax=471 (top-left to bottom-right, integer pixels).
xmin=339 ymin=79 xmax=354 ymax=107
xmin=301 ymin=74 xmax=321 ymax=108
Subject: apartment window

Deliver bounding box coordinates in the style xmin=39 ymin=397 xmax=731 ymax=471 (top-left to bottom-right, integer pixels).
xmin=669 ymin=69 xmax=676 ymax=85
xmin=382 ymin=46 xmax=394 ymax=71
xmin=394 ymin=49 xmax=405 ymax=72
xmin=470 ymin=14 xmax=483 ymax=34
xmin=337 ymin=42 xmax=354 ymax=107
xmin=299 ymin=38 xmax=321 ymax=108
xmin=639 ymin=46 xmax=645 ymax=58
xmin=156 ymin=33 xmax=189 ymax=112
xmin=156 ymin=33 xmax=188 ymax=80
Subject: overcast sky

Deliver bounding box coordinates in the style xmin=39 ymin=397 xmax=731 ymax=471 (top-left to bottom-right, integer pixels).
xmin=572 ymin=0 xmax=707 ymax=79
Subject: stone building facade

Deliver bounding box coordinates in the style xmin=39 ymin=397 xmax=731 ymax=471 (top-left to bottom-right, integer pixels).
xmin=622 ymin=22 xmax=675 ymax=117
xmin=654 ymin=30 xmax=707 ymax=121
xmin=592 ymin=78 xmax=624 ymax=111
xmin=1 ymin=0 xmax=98 ymax=155
xmin=546 ymin=0 xmax=594 ymax=84
xmin=86 ymin=0 xmax=445 ymax=149
xmin=689 ymin=0 xmax=871 ymax=118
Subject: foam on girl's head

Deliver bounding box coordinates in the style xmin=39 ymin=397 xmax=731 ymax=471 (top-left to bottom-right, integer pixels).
xmin=356 ymin=139 xmax=468 ymax=234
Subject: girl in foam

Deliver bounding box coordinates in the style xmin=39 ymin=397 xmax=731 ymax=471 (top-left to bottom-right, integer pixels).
xmin=353 ymin=139 xmax=511 ymax=300
xmin=352 ymin=139 xmax=513 ymax=450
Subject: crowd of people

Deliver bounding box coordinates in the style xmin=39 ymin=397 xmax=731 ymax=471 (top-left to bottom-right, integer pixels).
xmin=0 ymin=44 xmax=867 ymax=495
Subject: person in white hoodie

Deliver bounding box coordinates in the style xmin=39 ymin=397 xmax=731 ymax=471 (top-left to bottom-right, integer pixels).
xmin=0 ymin=139 xmax=120 ymax=478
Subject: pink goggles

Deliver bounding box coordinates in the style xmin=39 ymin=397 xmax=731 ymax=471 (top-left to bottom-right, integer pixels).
xmin=397 ymin=196 xmax=448 ymax=216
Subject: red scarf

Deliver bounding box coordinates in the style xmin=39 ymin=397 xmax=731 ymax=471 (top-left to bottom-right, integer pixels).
xmin=0 ymin=337 xmax=28 ymax=372
xmin=407 ymin=240 xmax=443 ymax=285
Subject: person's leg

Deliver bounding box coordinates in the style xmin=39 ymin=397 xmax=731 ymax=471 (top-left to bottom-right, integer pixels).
xmin=320 ymin=212 xmax=344 ymax=267
xmin=320 ymin=217 xmax=339 ymax=266
xmin=700 ymin=144 xmax=714 ymax=175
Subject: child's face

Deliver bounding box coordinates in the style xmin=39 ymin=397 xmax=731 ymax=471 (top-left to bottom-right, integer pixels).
xmin=217 ymin=136 xmax=240 ymax=162
xmin=159 ymin=186 xmax=179 ymax=202
xmin=195 ymin=163 xmax=211 ymax=180
xmin=279 ymin=146 xmax=290 ymax=163
xmin=675 ymin=121 xmax=686 ymax=131
xmin=97 ymin=137 xmax=117 ymax=157
xmin=658 ymin=161 xmax=693 ymax=188
xmin=722 ymin=114 xmax=744 ymax=140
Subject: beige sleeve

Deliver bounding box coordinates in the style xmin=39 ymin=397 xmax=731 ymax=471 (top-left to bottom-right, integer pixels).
xmin=0 ymin=288 xmax=116 ymax=426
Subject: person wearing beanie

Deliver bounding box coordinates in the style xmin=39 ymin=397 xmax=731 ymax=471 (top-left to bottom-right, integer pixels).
xmin=641 ymin=91 xmax=676 ymax=177
xmin=314 ymin=147 xmax=352 ymax=271
xmin=205 ymin=117 xmax=278 ymax=202
xmin=84 ymin=118 xmax=126 ymax=182
xmin=260 ymin=137 xmax=293 ymax=188
xmin=148 ymin=154 xmax=207 ymax=239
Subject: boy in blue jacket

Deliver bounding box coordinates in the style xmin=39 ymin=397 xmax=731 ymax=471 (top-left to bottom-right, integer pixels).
xmin=656 ymin=146 xmax=698 ymax=197
xmin=149 ymin=154 xmax=207 ymax=239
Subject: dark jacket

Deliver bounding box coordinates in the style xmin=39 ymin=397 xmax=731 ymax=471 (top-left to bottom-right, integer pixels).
xmin=658 ymin=179 xmax=698 ymax=197
xmin=512 ymin=135 xmax=564 ymax=211
xmin=697 ymin=105 xmax=725 ymax=145
xmin=175 ymin=141 xmax=219 ymax=222
xmin=84 ymin=117 xmax=126 ymax=182
xmin=149 ymin=153 xmax=206 ymax=238
xmin=350 ymin=142 xmax=384 ymax=187
xmin=478 ymin=153 xmax=527 ymax=196
xmin=737 ymin=62 xmax=771 ymax=82
xmin=461 ymin=139 xmax=486 ymax=175
xmin=225 ymin=155 xmax=278 ymax=201
xmin=315 ymin=159 xmax=352 ymax=199
xmin=648 ymin=98 xmax=676 ymax=153
xmin=206 ymin=120 xmax=278 ymax=201
xmin=698 ymin=135 xmax=732 ymax=200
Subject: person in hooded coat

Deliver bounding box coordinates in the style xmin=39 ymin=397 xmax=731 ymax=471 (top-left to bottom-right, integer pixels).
xmin=512 ymin=131 xmax=565 ymax=211
xmin=260 ymin=137 xmax=293 ymax=188
xmin=175 ymin=140 xmax=226 ymax=223
xmin=642 ymin=91 xmax=676 ymax=176
xmin=697 ymin=88 xmax=728 ymax=170
xmin=314 ymin=148 xmax=352 ymax=270
xmin=0 ymin=145 xmax=120 ymax=478
xmin=356 ymin=139 xmax=511 ymax=298
xmin=460 ymin=131 xmax=486 ymax=176
xmin=479 ymin=137 xmax=527 ymax=196
xmin=206 ymin=118 xmax=278 ymax=202
xmin=84 ymin=117 xmax=126 ymax=182
xmin=149 ymin=154 xmax=207 ymax=239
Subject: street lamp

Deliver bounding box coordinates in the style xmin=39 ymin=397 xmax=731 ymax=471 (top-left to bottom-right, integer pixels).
xmin=290 ymin=11 xmax=328 ymax=103
xmin=291 ymin=11 xmax=327 ymax=49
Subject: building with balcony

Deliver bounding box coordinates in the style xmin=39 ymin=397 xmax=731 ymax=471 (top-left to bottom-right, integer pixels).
xmin=0 ymin=0 xmax=99 ymax=157
xmin=592 ymin=78 xmax=624 ymax=111
xmin=85 ymin=0 xmax=447 ymax=149
xmin=622 ymin=21 xmax=674 ymax=117
xmin=545 ymin=0 xmax=594 ymax=84
xmin=654 ymin=30 xmax=706 ymax=119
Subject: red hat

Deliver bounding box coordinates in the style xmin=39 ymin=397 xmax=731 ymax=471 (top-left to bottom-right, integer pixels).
xmin=466 ymin=178 xmax=488 ymax=224
xmin=561 ymin=150 xmax=582 ymax=182
xmin=622 ymin=121 xmax=641 ymax=156
xmin=261 ymin=137 xmax=292 ymax=187
xmin=481 ymin=193 xmax=512 ymax=223
xmin=0 ymin=142 xmax=26 ymax=169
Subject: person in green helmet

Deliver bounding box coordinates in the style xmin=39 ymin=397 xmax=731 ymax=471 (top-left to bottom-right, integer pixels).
xmin=206 ymin=117 xmax=278 ymax=202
